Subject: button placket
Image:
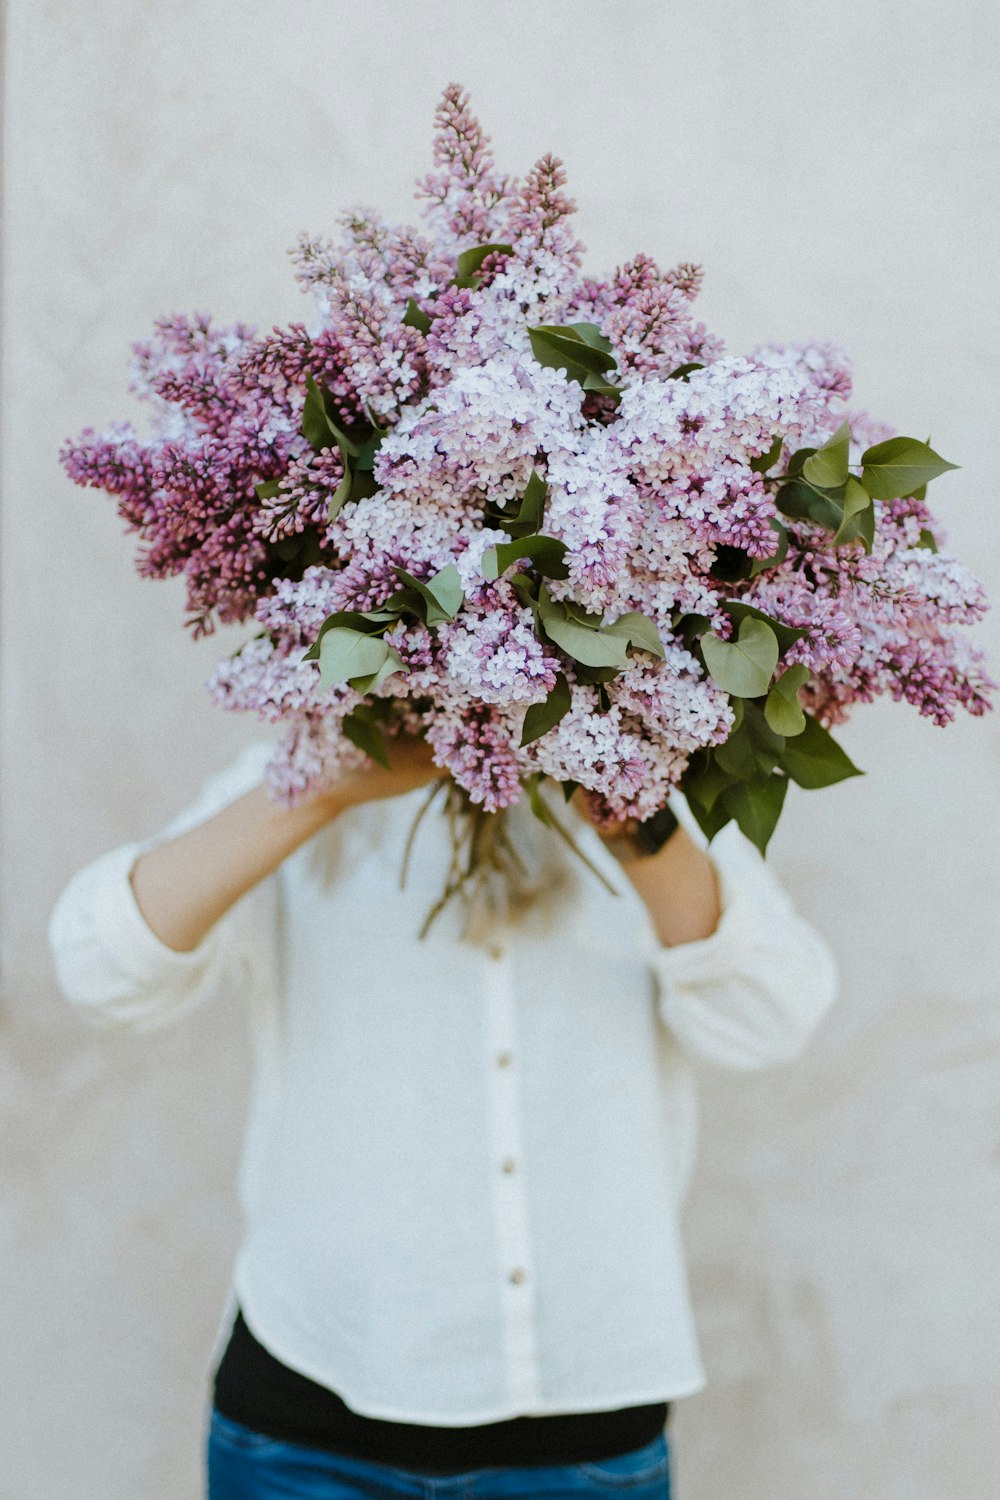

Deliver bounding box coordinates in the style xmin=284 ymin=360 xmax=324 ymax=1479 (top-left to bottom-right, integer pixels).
xmin=483 ymin=949 xmax=541 ymax=1408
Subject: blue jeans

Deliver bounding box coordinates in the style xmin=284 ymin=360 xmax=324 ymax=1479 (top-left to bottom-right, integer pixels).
xmin=206 ymin=1407 xmax=673 ymax=1498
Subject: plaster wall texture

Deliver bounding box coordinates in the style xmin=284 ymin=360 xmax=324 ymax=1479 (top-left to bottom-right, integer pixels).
xmin=2 ymin=2 xmax=998 ymax=1496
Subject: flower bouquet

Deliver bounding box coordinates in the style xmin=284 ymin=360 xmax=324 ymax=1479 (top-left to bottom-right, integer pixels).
xmin=62 ymin=84 xmax=993 ymax=924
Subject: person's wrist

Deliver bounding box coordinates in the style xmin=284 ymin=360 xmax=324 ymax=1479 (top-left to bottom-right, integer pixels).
xmin=599 ymin=804 xmax=681 ymax=864
xmin=310 ymin=779 xmax=363 ymax=820
xmin=279 ymin=777 xmax=357 ymax=827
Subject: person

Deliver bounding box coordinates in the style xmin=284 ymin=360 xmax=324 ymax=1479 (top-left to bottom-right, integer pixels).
xmin=47 ymin=731 xmax=839 ymax=1499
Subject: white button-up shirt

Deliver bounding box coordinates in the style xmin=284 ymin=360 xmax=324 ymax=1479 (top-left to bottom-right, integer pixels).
xmin=46 ymin=738 xmax=838 ymax=1424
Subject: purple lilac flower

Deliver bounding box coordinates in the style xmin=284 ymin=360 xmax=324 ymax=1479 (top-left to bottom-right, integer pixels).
xmin=62 ymin=85 xmax=993 ymax=821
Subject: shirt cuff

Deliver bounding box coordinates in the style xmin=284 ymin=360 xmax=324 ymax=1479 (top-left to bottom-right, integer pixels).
xmin=648 ymin=821 xmax=839 ymax=1070
xmin=87 ymin=842 xmax=224 ymax=985
xmin=650 ymin=841 xmax=756 ymax=983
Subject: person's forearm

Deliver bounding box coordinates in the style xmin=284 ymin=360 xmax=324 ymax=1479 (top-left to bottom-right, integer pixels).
xmin=128 ymin=738 xmax=442 ymax=955
xmin=602 ymin=824 xmax=722 ymax=948
xmin=128 ymin=782 xmax=342 ymax=954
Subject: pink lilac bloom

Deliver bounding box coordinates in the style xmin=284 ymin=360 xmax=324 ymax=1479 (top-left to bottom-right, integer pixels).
xmin=542 ymin=435 xmax=644 ymax=613
xmin=415 ymin=83 xmax=514 ymax=247
xmin=441 ymin=590 xmax=560 ymax=708
xmin=424 ymin=704 xmax=524 ymax=812
xmin=525 ymin=687 xmax=675 ymax=822
xmin=63 ymin=84 xmax=993 ymax=826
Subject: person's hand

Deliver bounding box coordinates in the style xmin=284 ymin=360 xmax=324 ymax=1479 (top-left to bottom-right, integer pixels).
xmin=307 ymin=733 xmax=445 ymax=818
xmin=570 ymin=790 xmax=681 ymax=863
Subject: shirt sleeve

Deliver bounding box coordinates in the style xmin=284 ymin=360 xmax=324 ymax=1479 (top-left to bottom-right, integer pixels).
xmin=46 ymin=738 xmax=278 ymax=1034
xmin=649 ymin=800 xmax=840 ymax=1071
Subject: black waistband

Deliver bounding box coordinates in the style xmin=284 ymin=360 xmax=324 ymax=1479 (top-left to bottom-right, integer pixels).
xmin=212 ymin=1308 xmax=669 ymax=1474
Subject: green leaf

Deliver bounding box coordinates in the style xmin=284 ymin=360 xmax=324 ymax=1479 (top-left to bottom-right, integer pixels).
xmin=539 ymin=607 xmax=633 ymax=670
xmin=773 ymin=660 xmax=809 ymax=699
xmin=749 ymin=436 xmax=783 ymax=474
xmin=391 ymin=564 xmax=464 ymax=625
xmin=423 ymin=563 xmax=464 ymax=620
xmin=509 ymin=571 xmax=541 ymax=613
xmin=514 ymin=469 xmax=548 ymax=535
xmin=860 ymin=437 xmax=959 ymax=500
xmin=856 ymin=502 xmax=876 ymax=553
xmin=748 ymin=518 xmax=789 ymax=576
xmin=340 ymin=707 xmax=390 ymax=768
xmin=775 ymin=662 xmax=810 ymax=693
xmin=520 ymin=672 xmax=571 ymax=747
xmin=454 ymin=242 xmax=513 ymax=289
xmin=543 ymin=616 xmax=633 ymax=670
xmin=301 ymin=608 xmax=398 ymax=660
xmin=349 ymin=644 xmax=408 ymax=694
xmin=665 ymin=362 xmax=705 ymax=382
xmin=401 ymin=296 xmax=432 ymax=334
xmin=302 ymin=374 xmax=361 ymax=456
xmin=528 ymin=324 xmax=618 ymax=379
xmin=581 ymin=372 xmax=622 ymax=398
xmin=717 ymin=700 xmax=786 ymax=779
xmin=354 ymin=426 xmax=387 ymax=473
xmin=602 ymin=611 xmax=665 ymax=658
xmin=562 ymin=597 xmax=604 ymax=627
xmin=915 ymin=527 xmax=938 ymax=552
xmin=778 ymin=713 xmax=863 ymax=789
xmin=685 ymin=789 xmax=734 ymax=842
xmin=722 ymin=600 xmax=806 ymax=656
xmin=764 ymin=673 xmax=807 ymax=736
xmin=302 ymin=373 xmax=336 ymax=453
xmin=573 ymin=663 xmax=621 ymax=686
xmin=567 ymin=322 xmax=614 ymax=355
xmin=803 ymin=419 xmax=851 ymax=489
xmin=744 ymin=697 xmax=786 ymax=759
xmin=775 ymin=475 xmax=845 ymax=530
xmin=718 ymin=774 xmax=790 ymax=855
xmin=482 ymin=535 xmax=569 ymax=582
xmin=303 ymin=374 xmax=383 ymax=521
xmin=316 ymin=628 xmax=392 ymax=690
xmin=832 ymin=474 xmax=874 ymax=548
xmin=714 ymin=725 xmax=759 ymax=780
xmin=255 ymin=478 xmax=282 ymax=501
xmin=312 ymin=611 xmax=399 ymax=639
xmin=348 ymin=468 xmax=379 ymax=504
xmin=489 ymin=469 xmax=548 ymax=538
xmin=327 ymin=464 xmax=353 ymax=522
xmin=682 ymin=756 xmax=737 ymax=814
xmin=701 ymin=618 xmax=779 ymax=697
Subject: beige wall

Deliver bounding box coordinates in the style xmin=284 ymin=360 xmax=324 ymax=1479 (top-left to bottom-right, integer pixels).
xmin=3 ymin=1 xmax=999 ymax=1495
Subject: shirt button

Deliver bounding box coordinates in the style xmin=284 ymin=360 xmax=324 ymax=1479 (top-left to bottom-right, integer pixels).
xmin=500 ymin=1156 xmax=517 ymax=1174
xmin=496 ymin=1051 xmax=512 ymax=1068
xmin=508 ymin=1267 xmax=527 ymax=1285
